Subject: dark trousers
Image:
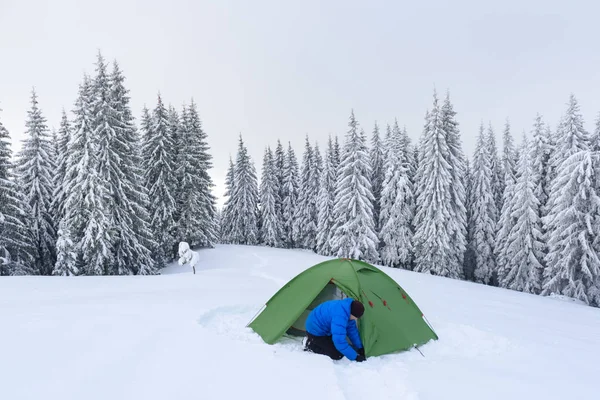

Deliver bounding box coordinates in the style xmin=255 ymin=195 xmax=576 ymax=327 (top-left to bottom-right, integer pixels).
xmin=304 ymin=332 xmax=343 ymax=360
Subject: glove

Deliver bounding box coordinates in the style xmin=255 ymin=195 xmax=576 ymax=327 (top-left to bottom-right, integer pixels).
xmin=355 ymin=353 xmax=366 ymax=362
xmin=358 ymin=348 xmax=365 ymax=357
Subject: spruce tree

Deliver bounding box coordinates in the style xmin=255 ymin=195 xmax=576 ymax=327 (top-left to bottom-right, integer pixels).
xmin=542 ymin=95 xmax=600 ymax=305
xmin=470 ymin=124 xmax=497 ymax=284
xmin=53 ymin=220 xmax=78 ymax=276
xmin=281 ymin=142 xmax=299 ymax=248
xmin=259 ymin=146 xmax=281 ymax=247
xmin=274 ymin=140 xmax=286 ymax=242
xmin=220 ymin=156 xmax=236 ymax=243
xmin=107 ymin=59 xmax=156 ymax=275
xmin=379 ymin=120 xmax=413 ymax=268
xmin=316 ymin=136 xmax=337 ymax=256
xmin=330 ymin=110 xmax=378 ymax=262
xmin=14 ymin=89 xmax=57 ymax=275
xmin=413 ymin=92 xmax=461 ymax=278
xmin=0 ymin=109 xmax=34 ymax=275
xmin=227 ymin=135 xmax=259 ymax=244
xmin=293 ymin=136 xmax=319 ymax=250
xmin=463 ymin=158 xmax=477 ymax=281
xmin=495 ymin=121 xmax=519 ymax=285
xmin=442 ymin=93 xmax=468 ymax=276
xmin=487 ymin=123 xmax=503 ymax=216
xmin=370 ymin=122 xmax=385 ymax=233
xmin=501 ymin=135 xmax=545 ymax=293
xmin=50 ymin=110 xmax=72 ymax=226
xmin=142 ymin=93 xmax=177 ymax=268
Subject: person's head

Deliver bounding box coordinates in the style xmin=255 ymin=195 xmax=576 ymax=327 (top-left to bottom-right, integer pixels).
xmin=349 ymin=300 xmax=364 ymax=320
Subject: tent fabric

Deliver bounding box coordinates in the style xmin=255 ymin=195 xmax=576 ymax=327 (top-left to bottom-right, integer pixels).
xmin=247 ymin=258 xmax=438 ymax=357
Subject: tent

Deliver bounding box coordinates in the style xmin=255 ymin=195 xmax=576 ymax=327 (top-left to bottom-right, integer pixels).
xmin=247 ymin=258 xmax=438 ymax=357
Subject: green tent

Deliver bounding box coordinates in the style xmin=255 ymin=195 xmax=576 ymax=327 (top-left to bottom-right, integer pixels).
xmin=247 ymin=258 xmax=438 ymax=357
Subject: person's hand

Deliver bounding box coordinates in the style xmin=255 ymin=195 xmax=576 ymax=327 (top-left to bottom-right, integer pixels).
xmin=355 ymin=353 xmax=366 ymax=362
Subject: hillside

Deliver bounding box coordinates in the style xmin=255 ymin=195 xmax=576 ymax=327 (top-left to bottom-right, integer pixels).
xmin=1 ymin=244 xmax=598 ymax=400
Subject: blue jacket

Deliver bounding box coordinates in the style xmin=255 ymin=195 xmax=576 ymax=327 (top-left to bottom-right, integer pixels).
xmin=305 ymin=298 xmax=363 ymax=360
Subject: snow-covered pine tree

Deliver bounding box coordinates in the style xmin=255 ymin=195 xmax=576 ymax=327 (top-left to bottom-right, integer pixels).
xmin=463 ymin=158 xmax=477 ymax=281
xmin=370 ymin=122 xmax=385 ymax=234
xmin=413 ymin=92 xmax=461 ymax=278
xmin=529 ymin=114 xmax=552 ymax=274
xmin=53 ymin=220 xmax=78 ymax=276
xmin=469 ymin=124 xmax=497 ymax=285
xmin=259 ymin=146 xmax=281 ymax=247
xmin=227 ymin=135 xmax=259 ymax=244
xmin=50 ymin=110 xmax=72 ymax=226
xmin=0 ymin=109 xmax=35 ymax=275
xmin=494 ymin=120 xmax=519 ymax=285
xmin=501 ymin=135 xmax=545 ymax=293
xmin=487 ymin=123 xmax=503 ymax=216
xmin=273 ymin=140 xmax=286 ymax=242
xmin=330 ymin=110 xmax=378 ymax=262
xmin=140 ymin=106 xmax=152 ymax=158
xmin=281 ymin=142 xmax=299 ymax=248
xmin=60 ymin=74 xmax=96 ymax=275
xmin=293 ymin=136 xmax=319 ymax=250
xmin=220 ymin=156 xmax=235 ymax=243
xmin=542 ymin=95 xmax=600 ymax=306
xmin=14 ymin=89 xmax=57 ymax=275
xmin=175 ymin=100 xmax=218 ymax=250
xmin=107 ymin=59 xmax=156 ymax=275
xmin=378 ymin=119 xmax=413 ymax=268
xmin=141 ymin=93 xmax=177 ymax=268
xmin=442 ymin=92 xmax=468 ymax=276
xmin=316 ymin=136 xmax=337 ymax=256
xmin=593 ymin=113 xmax=600 ymax=152
xmin=310 ymin=141 xmax=322 ymax=247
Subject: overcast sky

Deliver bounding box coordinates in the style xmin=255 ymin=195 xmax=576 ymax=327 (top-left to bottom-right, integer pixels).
xmin=1 ymin=0 xmax=599 ymax=207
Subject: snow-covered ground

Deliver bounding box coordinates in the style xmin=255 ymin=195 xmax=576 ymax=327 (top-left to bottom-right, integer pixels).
xmin=1 ymin=244 xmax=598 ymax=400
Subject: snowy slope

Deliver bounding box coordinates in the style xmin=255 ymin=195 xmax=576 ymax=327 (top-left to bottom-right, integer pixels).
xmin=0 ymin=244 xmax=598 ymax=400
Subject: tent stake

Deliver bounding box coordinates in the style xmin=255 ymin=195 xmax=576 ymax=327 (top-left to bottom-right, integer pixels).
xmin=415 ymin=345 xmax=424 ymax=357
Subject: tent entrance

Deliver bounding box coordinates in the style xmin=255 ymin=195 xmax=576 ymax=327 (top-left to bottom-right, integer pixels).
xmin=286 ymin=281 xmax=347 ymax=336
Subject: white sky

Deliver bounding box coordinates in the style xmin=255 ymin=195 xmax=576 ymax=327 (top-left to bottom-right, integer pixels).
xmin=1 ymin=0 xmax=599 ymax=207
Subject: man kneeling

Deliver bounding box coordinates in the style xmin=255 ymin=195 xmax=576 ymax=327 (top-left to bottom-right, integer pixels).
xmin=304 ymin=298 xmax=366 ymax=362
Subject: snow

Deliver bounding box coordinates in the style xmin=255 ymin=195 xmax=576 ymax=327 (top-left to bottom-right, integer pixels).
xmin=1 ymin=244 xmax=598 ymax=400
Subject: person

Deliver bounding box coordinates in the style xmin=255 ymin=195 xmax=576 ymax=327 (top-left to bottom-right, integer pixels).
xmin=303 ymin=297 xmax=366 ymax=362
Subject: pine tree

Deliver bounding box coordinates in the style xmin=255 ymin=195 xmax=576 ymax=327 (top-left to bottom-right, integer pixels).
xmin=274 ymin=140 xmax=286 ymax=243
xmin=542 ymin=95 xmax=600 ymax=306
xmin=107 ymin=59 xmax=156 ymax=275
xmin=220 ymin=156 xmax=236 ymax=243
xmin=370 ymin=122 xmax=385 ymax=233
xmin=142 ymin=93 xmax=177 ymax=268
xmin=442 ymin=93 xmax=468 ymax=276
xmin=175 ymin=101 xmax=218 ymax=249
xmin=487 ymin=123 xmax=503 ymax=216
xmin=378 ymin=120 xmax=413 ymax=268
xmin=330 ymin=111 xmax=378 ymax=262
xmin=0 ymin=109 xmax=34 ymax=275
xmin=501 ymin=135 xmax=545 ymax=293
xmin=413 ymin=92 xmax=461 ymax=278
xmin=293 ymin=136 xmax=319 ymax=250
xmin=227 ymin=135 xmax=259 ymax=244
xmin=281 ymin=142 xmax=299 ymax=248
xmin=14 ymin=89 xmax=57 ymax=275
xmin=470 ymin=124 xmax=497 ymax=284
xmin=50 ymin=110 xmax=72 ymax=225
xmin=316 ymin=136 xmax=337 ymax=256
xmin=53 ymin=220 xmax=78 ymax=276
xmin=495 ymin=121 xmax=519 ymax=285
xmin=60 ymin=74 xmax=94 ymax=275
xmin=259 ymin=146 xmax=281 ymax=247
xmin=463 ymin=159 xmax=477 ymax=281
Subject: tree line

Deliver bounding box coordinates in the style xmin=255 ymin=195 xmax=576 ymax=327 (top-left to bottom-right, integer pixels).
xmin=0 ymin=52 xmax=217 ymax=276
xmin=220 ymin=91 xmax=600 ymax=308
